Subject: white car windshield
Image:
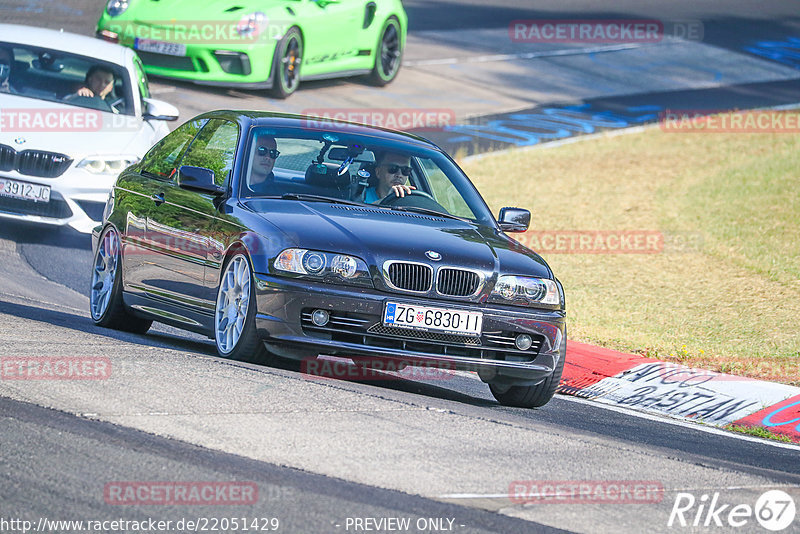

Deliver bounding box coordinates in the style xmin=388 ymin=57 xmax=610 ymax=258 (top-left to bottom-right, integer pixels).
xmin=0 ymin=42 xmax=134 ymax=116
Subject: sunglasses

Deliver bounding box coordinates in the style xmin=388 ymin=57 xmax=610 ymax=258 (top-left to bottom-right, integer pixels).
xmin=257 ymin=146 xmax=280 ymax=159
xmin=384 ymin=164 xmax=412 ymax=176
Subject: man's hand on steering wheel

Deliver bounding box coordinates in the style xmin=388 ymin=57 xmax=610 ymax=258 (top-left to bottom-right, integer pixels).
xmin=389 ymin=184 xmax=415 ymax=198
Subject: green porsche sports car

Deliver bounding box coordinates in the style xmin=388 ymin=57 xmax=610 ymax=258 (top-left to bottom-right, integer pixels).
xmin=96 ymin=0 xmax=407 ymax=98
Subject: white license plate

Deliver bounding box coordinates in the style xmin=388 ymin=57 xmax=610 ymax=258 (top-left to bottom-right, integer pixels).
xmin=134 ymin=38 xmax=187 ymax=56
xmin=383 ymin=302 xmax=482 ymax=335
xmin=0 ymin=177 xmax=50 ymax=203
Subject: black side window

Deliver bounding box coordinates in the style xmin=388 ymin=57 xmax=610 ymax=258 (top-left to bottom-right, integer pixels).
xmin=139 ymin=118 xmax=206 ymax=180
xmin=180 ymin=119 xmax=239 ymax=186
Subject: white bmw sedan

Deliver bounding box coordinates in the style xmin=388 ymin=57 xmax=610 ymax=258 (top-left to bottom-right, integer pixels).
xmin=0 ymin=24 xmax=178 ymax=233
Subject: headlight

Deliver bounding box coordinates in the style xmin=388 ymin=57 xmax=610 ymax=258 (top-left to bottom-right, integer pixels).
xmin=236 ymin=12 xmax=266 ymax=38
xmin=78 ymin=157 xmax=138 ymax=175
xmin=490 ymin=276 xmax=560 ymax=306
xmin=274 ymin=248 xmax=372 ymax=287
xmin=106 ymin=0 xmax=130 ymax=17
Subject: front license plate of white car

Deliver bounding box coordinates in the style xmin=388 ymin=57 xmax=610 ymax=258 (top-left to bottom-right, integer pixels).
xmin=0 ymin=178 xmax=50 ymax=203
xmin=383 ymin=302 xmax=482 ymax=335
xmin=134 ymin=38 xmax=187 ymax=56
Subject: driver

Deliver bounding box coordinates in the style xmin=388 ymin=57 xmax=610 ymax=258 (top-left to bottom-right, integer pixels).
xmin=247 ymin=135 xmax=280 ymax=195
xmin=65 ymin=65 xmax=116 ymax=104
xmin=364 ymin=151 xmax=415 ymax=203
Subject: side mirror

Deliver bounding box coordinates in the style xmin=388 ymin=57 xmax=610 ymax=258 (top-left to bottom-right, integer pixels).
xmin=498 ymin=207 xmax=530 ymax=232
xmin=177 ymin=165 xmax=225 ymax=195
xmin=143 ymin=98 xmax=179 ymax=122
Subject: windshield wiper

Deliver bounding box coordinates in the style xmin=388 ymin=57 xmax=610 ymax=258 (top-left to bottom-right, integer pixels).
xmin=387 ymin=205 xmax=472 ymax=222
xmin=259 ymin=194 xmax=364 ymax=206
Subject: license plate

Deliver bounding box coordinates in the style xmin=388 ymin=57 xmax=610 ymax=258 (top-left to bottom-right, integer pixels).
xmin=134 ymin=38 xmax=187 ymax=56
xmin=383 ymin=302 xmax=482 ymax=335
xmin=0 ymin=177 xmax=50 ymax=203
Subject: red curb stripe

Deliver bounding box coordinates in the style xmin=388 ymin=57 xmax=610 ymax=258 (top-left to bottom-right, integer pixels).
xmin=731 ymin=394 xmax=800 ymax=444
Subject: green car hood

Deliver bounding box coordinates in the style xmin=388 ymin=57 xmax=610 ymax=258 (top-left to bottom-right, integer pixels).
xmin=113 ymin=0 xmax=289 ymax=23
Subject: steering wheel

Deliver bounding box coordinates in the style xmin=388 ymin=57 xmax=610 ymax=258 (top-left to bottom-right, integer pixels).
xmin=379 ymin=189 xmax=436 ymax=205
xmin=108 ymin=97 xmax=125 ymax=112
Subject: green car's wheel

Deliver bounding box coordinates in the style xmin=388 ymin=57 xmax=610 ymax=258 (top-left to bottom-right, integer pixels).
xmin=369 ymin=17 xmax=402 ymax=86
xmin=90 ymin=226 xmax=152 ymax=334
xmin=270 ymin=27 xmax=303 ymax=99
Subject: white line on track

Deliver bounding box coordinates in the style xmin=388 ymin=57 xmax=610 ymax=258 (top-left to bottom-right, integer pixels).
xmin=403 ymin=43 xmax=647 ymax=67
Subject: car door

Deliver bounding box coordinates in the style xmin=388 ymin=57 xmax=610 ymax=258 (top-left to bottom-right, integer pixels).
xmin=119 ymin=117 xmax=205 ymax=297
xmin=143 ymin=118 xmax=240 ymax=317
xmin=295 ymin=0 xmax=364 ymax=78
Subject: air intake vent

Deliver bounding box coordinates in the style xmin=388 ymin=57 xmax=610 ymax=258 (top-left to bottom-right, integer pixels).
xmin=0 ymin=144 xmax=72 ymax=178
xmin=436 ymin=268 xmax=481 ymax=296
xmin=385 ymin=262 xmax=432 ymax=292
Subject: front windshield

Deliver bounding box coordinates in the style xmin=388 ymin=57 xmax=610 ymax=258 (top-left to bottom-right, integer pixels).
xmin=0 ymin=42 xmax=134 ymax=116
xmin=241 ymin=127 xmax=493 ymax=225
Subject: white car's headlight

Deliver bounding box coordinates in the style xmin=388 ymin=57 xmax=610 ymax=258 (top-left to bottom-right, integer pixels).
xmin=236 ymin=12 xmax=267 ymax=38
xmin=106 ymin=0 xmax=130 ymax=17
xmin=274 ymin=248 xmax=372 ymax=287
xmin=490 ymin=276 xmax=560 ymax=306
xmin=78 ymin=156 xmax=138 ymax=175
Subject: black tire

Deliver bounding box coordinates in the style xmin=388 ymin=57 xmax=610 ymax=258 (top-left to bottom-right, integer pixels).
xmin=89 ymin=226 xmax=152 ymax=334
xmin=214 ymin=252 xmax=272 ymax=364
xmin=489 ymin=335 xmax=567 ymax=408
xmin=269 ymin=27 xmax=303 ymax=99
xmin=368 ymin=17 xmax=402 ymax=86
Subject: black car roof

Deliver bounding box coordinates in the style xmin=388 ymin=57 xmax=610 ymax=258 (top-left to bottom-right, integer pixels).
xmin=194 ymin=110 xmax=441 ymax=150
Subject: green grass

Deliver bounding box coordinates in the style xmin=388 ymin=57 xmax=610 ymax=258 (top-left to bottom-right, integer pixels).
xmin=461 ymin=119 xmax=800 ymax=384
xmin=725 ymin=424 xmax=796 ymax=444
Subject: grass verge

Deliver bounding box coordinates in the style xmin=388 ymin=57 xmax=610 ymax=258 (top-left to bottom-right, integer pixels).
xmin=461 ymin=119 xmax=800 ymax=385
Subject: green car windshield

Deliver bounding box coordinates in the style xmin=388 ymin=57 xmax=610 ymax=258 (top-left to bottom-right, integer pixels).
xmin=241 ymin=127 xmax=494 ymax=225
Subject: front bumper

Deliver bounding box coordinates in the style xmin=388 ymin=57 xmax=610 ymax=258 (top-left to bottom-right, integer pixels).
xmin=253 ymin=274 xmax=566 ymax=385
xmin=0 ymin=169 xmax=114 ymax=233
xmin=98 ymin=28 xmax=276 ymax=87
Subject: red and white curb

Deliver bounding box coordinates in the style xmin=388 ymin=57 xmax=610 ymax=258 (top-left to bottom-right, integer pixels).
xmin=558 ymin=341 xmax=800 ymax=443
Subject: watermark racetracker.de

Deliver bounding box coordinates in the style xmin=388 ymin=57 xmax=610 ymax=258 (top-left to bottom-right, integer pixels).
xmin=509 ymin=19 xmax=703 ymax=44
xmin=511 ymin=230 xmax=704 ymax=254
xmin=1 ymin=357 xmax=111 ymax=380
xmin=301 ymin=108 xmax=457 ymax=131
xmin=509 ymin=480 xmax=664 ymax=504
xmin=104 ymin=481 xmax=258 ymax=505
xmin=0 ymin=108 xmax=154 ymax=133
xmin=659 ymin=110 xmax=800 ymax=133
xmin=301 ymin=355 xmax=457 ymax=382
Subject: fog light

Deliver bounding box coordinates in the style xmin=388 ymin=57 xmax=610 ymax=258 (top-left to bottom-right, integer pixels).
xmin=311 ymin=309 xmax=329 ymax=327
xmin=515 ymin=333 xmax=533 ymax=351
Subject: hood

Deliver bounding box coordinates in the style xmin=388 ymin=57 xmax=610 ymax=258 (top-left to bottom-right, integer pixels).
xmin=129 ymin=0 xmax=289 ymax=22
xmin=0 ymin=93 xmax=146 ymax=158
xmin=243 ymin=200 xmax=552 ymax=280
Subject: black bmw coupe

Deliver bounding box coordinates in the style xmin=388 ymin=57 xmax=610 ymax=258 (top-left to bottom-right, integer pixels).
xmin=90 ymin=111 xmax=567 ymax=407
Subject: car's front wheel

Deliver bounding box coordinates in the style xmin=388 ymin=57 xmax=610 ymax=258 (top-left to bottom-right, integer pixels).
xmin=489 ymin=336 xmax=566 ymax=408
xmin=214 ymin=252 xmax=270 ymax=363
xmin=368 ymin=17 xmax=402 ymax=86
xmin=90 ymin=226 xmax=152 ymax=334
xmin=270 ymin=27 xmax=303 ymax=99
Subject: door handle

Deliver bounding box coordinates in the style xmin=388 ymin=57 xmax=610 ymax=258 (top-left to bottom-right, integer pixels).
xmin=151 ymin=192 xmax=165 ymax=206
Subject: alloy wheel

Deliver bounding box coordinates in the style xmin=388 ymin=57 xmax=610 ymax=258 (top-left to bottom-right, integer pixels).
xmin=215 ymin=255 xmax=252 ymax=354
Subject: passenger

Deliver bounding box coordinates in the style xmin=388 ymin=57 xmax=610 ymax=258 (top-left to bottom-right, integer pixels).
xmin=363 ymin=151 xmax=415 ymax=203
xmin=247 ymin=135 xmax=280 ymax=194
xmin=0 ymin=47 xmax=19 ymax=94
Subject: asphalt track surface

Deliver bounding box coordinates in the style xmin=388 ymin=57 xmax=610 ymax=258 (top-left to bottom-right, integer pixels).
xmin=2 ymin=1 xmax=800 ymax=533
